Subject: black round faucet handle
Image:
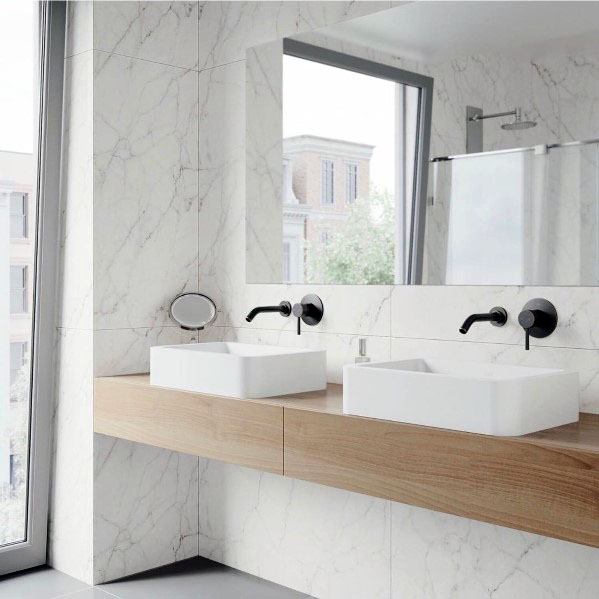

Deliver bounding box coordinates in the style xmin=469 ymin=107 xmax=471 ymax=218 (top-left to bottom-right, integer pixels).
xmin=518 ymin=298 xmax=557 ymax=340
xmin=518 ymin=309 xmax=536 ymax=330
xmin=292 ymin=303 xmax=305 ymax=318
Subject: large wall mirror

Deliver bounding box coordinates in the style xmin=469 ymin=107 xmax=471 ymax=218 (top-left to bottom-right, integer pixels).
xmin=246 ymin=1 xmax=599 ymax=286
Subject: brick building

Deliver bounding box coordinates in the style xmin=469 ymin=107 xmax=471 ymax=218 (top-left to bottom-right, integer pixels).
xmin=282 ymin=135 xmax=373 ymax=282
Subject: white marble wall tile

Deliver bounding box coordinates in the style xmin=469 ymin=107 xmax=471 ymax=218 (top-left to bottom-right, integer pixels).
xmin=198 ymin=459 xmax=390 ymax=599
xmin=93 ymin=51 xmax=198 ymax=330
xmin=391 ymin=503 xmax=599 ymax=599
xmin=93 ymin=434 xmax=199 ymax=584
xmin=93 ymin=326 xmax=195 ymax=377
xmin=198 ymin=1 xmax=391 ymax=71
xmin=198 ymin=60 xmax=246 ymax=314
xmin=65 ymin=0 xmax=93 ymax=59
xmin=93 ymin=1 xmax=199 ymax=70
xmin=198 ymin=1 xmax=300 ymax=71
xmin=391 ymin=285 xmax=599 ymax=351
xmin=216 ymin=325 xmax=390 ymax=384
xmin=296 ymin=2 xmax=391 ymax=33
xmin=49 ymin=328 xmax=94 ymax=584
xmin=549 ymin=51 xmax=599 ymax=142
xmin=390 ymin=337 xmax=599 ymax=413
xmin=246 ymin=40 xmax=283 ymax=284
xmin=58 ymin=52 xmax=93 ymax=330
xmin=217 ymin=284 xmax=391 ymax=337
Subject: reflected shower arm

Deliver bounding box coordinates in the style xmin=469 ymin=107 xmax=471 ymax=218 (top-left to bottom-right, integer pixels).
xmin=468 ymin=109 xmax=518 ymax=122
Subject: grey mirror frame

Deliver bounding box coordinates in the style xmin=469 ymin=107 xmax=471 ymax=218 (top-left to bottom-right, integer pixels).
xmin=169 ymin=292 xmax=217 ymax=331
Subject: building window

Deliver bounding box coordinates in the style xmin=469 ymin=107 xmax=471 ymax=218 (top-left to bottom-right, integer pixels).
xmin=320 ymin=230 xmax=331 ymax=247
xmin=321 ymin=159 xmax=334 ymax=205
xmin=10 ymin=453 xmax=23 ymax=491
xmin=10 ymin=342 xmax=28 ymax=390
xmin=346 ymin=163 xmax=358 ymax=203
xmin=10 ymin=192 xmax=28 ymax=238
xmin=10 ymin=265 xmax=27 ymax=313
xmin=283 ymin=241 xmax=291 ymax=282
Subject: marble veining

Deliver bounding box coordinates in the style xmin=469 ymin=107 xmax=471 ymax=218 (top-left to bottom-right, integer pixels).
xmin=93 ymin=1 xmax=199 ymax=70
xmin=93 ymin=51 xmax=198 ymax=330
xmin=51 ymin=1 xmax=599 ymax=595
xmin=198 ymin=459 xmax=390 ymax=599
xmin=391 ymin=503 xmax=599 ymax=599
xmin=93 ymin=435 xmax=199 ymax=584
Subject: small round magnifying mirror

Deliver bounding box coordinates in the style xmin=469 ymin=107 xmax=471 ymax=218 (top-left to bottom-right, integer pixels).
xmin=169 ymin=292 xmax=217 ymax=331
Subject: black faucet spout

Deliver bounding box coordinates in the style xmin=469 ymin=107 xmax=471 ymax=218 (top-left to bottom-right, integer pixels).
xmin=245 ymin=301 xmax=292 ymax=322
xmin=459 ymin=307 xmax=507 ymax=334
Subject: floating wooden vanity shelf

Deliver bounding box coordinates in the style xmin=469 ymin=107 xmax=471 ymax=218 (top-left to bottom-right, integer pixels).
xmin=94 ymin=375 xmax=599 ymax=548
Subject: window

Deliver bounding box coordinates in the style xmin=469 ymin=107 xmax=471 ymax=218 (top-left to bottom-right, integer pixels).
xmin=320 ymin=230 xmax=330 ymax=246
xmin=321 ymin=159 xmax=334 ymax=204
xmin=283 ymin=241 xmax=291 ymax=281
xmin=10 ymin=192 xmax=28 ymax=238
xmin=10 ymin=342 xmax=27 ymax=389
xmin=346 ymin=163 xmax=358 ymax=203
xmin=0 ymin=1 xmax=64 ymax=566
xmin=10 ymin=454 xmax=23 ymax=492
xmin=10 ymin=265 xmax=27 ymax=313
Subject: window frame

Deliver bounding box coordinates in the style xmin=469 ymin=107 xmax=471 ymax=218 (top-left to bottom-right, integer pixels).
xmin=283 ymin=39 xmax=433 ymax=283
xmin=0 ymin=0 xmax=65 ymax=575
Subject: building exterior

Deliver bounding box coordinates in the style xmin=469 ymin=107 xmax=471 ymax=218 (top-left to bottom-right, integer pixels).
xmin=0 ymin=150 xmax=34 ymax=514
xmin=282 ymin=135 xmax=373 ymax=283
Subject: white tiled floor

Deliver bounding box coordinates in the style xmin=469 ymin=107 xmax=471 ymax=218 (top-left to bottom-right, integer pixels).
xmin=0 ymin=557 xmax=312 ymax=599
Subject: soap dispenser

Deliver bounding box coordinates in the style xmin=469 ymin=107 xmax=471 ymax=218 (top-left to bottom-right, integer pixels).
xmin=355 ymin=338 xmax=371 ymax=363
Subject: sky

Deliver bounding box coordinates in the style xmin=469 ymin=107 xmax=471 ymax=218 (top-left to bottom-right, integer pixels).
xmin=0 ymin=1 xmax=34 ymax=154
xmin=283 ymin=54 xmax=399 ymax=194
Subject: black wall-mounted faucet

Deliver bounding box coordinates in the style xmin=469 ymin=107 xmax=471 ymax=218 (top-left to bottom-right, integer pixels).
xmin=292 ymin=294 xmax=324 ymax=335
xmin=518 ymin=298 xmax=557 ymax=350
xmin=459 ymin=306 xmax=508 ymax=334
xmin=245 ymin=301 xmax=291 ymax=323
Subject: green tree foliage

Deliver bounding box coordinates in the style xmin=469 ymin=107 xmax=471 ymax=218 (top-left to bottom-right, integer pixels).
xmin=307 ymin=187 xmax=395 ymax=284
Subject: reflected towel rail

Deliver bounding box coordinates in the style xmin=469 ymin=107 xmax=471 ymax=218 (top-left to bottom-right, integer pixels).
xmin=431 ymin=137 xmax=599 ymax=162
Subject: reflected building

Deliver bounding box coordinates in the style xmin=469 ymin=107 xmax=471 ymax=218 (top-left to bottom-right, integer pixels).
xmin=0 ymin=150 xmax=34 ymax=502
xmin=282 ymin=135 xmax=373 ymax=283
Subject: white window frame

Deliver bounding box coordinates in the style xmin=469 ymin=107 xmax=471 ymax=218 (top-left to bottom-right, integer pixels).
xmin=321 ymin=158 xmax=334 ymax=205
xmin=0 ymin=1 xmax=64 ymax=575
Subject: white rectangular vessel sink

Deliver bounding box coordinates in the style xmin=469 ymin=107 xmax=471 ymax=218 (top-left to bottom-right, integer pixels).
xmin=343 ymin=358 xmax=579 ymax=436
xmin=151 ymin=342 xmax=326 ymax=399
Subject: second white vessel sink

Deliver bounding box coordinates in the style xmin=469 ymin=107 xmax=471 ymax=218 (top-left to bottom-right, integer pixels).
xmin=150 ymin=342 xmax=326 ymax=399
xmin=343 ymin=358 xmax=579 ymax=436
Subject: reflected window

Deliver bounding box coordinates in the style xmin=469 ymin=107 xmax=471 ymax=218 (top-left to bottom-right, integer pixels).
xmin=282 ymin=45 xmax=432 ymax=285
xmin=10 ymin=342 xmax=27 ymax=388
xmin=10 ymin=265 xmax=27 ymax=314
xmin=346 ymin=163 xmax=357 ymax=203
xmin=10 ymin=192 xmax=28 ymax=238
xmin=321 ymin=159 xmax=334 ymax=205
xmin=283 ymin=241 xmax=291 ymax=281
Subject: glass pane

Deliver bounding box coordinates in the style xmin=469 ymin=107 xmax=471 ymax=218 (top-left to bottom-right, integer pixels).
xmin=282 ymin=54 xmax=421 ymax=285
xmin=0 ymin=0 xmax=36 ymax=547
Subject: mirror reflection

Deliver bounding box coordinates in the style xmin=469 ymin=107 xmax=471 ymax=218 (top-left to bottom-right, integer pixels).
xmin=246 ymin=1 xmax=599 ymax=286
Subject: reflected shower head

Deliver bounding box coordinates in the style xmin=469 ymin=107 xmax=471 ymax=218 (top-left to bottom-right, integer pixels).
xmin=501 ymin=108 xmax=537 ymax=131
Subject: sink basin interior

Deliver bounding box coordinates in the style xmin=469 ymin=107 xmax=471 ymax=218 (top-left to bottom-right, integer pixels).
xmin=366 ymin=358 xmax=565 ymax=380
xmin=166 ymin=342 xmax=317 ymax=357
